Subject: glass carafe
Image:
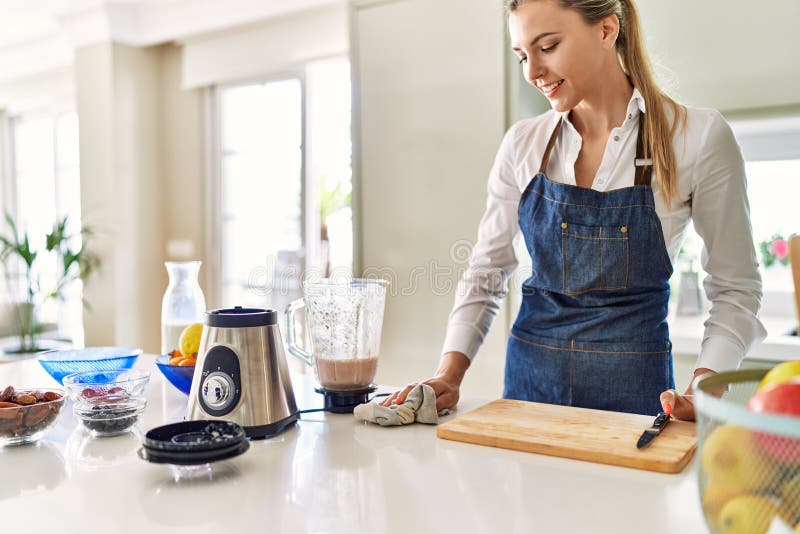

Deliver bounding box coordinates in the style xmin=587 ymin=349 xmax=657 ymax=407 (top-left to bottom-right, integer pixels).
xmin=161 ymin=261 xmax=206 ymax=355
xmin=285 ymin=278 xmax=388 ymax=391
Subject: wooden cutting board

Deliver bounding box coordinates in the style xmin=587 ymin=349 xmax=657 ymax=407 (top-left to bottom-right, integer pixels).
xmin=437 ymin=399 xmax=696 ymax=474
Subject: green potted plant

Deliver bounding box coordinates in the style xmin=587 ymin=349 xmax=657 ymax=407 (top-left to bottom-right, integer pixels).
xmin=0 ymin=214 xmax=100 ymax=353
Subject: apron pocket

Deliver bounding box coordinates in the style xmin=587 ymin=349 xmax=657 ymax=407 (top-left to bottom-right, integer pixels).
xmin=561 ymin=221 xmax=629 ymax=294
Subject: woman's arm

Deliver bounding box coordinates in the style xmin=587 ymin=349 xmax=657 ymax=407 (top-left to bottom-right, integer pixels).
xmin=689 ymin=110 xmax=767 ymax=372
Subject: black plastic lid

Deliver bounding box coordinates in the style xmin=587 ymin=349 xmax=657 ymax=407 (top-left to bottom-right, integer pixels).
xmin=139 ymin=441 xmax=249 ymax=466
xmin=139 ymin=420 xmax=250 ymax=466
xmin=143 ymin=420 xmax=246 ymax=452
xmin=205 ymin=307 xmax=277 ymax=328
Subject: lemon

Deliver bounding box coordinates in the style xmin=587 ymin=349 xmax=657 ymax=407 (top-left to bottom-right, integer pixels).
xmin=179 ymin=323 xmax=204 ymax=357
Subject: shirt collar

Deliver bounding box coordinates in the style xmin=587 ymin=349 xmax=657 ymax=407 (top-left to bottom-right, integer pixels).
xmin=557 ymin=86 xmax=646 ymax=126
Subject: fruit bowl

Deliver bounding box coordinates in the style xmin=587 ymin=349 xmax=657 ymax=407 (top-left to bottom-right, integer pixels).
xmin=695 ymin=369 xmax=800 ymax=533
xmin=38 ymin=347 xmax=142 ymax=384
xmin=155 ymin=355 xmax=195 ymax=395
xmin=0 ymin=388 xmax=66 ymax=446
xmin=61 ymin=369 xmax=151 ymax=402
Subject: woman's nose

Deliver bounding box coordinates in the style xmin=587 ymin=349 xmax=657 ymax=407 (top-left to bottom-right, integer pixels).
xmin=524 ymin=59 xmax=544 ymax=86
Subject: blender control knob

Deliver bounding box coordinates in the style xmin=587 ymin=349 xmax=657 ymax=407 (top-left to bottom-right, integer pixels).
xmin=202 ymin=374 xmax=232 ymax=409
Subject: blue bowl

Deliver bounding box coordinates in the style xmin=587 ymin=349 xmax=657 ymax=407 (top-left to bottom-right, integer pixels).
xmin=38 ymin=347 xmax=142 ymax=384
xmin=156 ymin=355 xmax=195 ymax=395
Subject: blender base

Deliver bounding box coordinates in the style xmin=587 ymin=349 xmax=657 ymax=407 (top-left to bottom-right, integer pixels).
xmin=315 ymin=384 xmax=378 ymax=413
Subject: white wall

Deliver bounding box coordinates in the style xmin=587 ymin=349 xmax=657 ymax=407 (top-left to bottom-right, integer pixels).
xmin=181 ymin=4 xmax=348 ymax=89
xmin=76 ymin=43 xmax=165 ymax=352
xmin=353 ymin=0 xmax=508 ymax=398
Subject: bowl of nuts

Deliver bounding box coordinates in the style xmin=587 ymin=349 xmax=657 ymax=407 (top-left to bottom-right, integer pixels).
xmin=73 ymin=395 xmax=147 ymax=437
xmin=0 ymin=386 xmax=66 ymax=446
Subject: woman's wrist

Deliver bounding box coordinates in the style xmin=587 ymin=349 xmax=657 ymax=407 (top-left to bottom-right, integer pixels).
xmin=685 ymin=367 xmax=717 ymax=395
xmin=435 ymin=351 xmax=470 ymax=384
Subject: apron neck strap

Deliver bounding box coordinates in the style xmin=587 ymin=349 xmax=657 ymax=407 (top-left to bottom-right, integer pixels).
xmin=634 ymin=112 xmax=652 ymax=186
xmin=537 ymin=112 xmax=653 ymax=186
xmin=538 ymin=118 xmax=562 ymax=175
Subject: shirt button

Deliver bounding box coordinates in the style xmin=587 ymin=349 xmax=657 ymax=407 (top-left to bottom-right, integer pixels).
xmin=627 ymin=114 xmax=632 ymax=120
xmin=597 ymin=178 xmax=605 ymax=184
xmin=613 ymin=135 xmax=620 ymax=142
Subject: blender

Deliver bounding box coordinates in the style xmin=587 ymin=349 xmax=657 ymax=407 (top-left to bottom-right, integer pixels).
xmin=285 ymin=278 xmax=388 ymax=413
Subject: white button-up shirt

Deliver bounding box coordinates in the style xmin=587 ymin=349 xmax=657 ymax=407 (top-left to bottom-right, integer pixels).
xmin=443 ymin=88 xmax=767 ymax=373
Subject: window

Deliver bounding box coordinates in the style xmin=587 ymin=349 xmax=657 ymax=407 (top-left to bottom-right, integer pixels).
xmin=676 ymin=116 xmax=800 ymax=317
xmin=4 ymin=111 xmax=83 ymax=342
xmin=213 ymin=56 xmax=353 ymax=310
xmin=219 ymin=77 xmax=304 ymax=309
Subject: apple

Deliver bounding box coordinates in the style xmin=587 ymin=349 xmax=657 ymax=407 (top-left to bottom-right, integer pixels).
xmin=747 ymin=381 xmax=800 ymax=466
xmin=759 ymin=360 xmax=800 ymax=392
xmin=701 ymin=424 xmax=776 ymax=492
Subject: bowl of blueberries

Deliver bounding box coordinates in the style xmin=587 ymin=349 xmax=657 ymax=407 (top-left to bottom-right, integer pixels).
xmin=62 ymin=369 xmax=150 ymax=437
xmin=73 ymin=395 xmax=147 ymax=437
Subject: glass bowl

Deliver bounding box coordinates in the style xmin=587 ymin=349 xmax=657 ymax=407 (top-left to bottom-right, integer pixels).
xmin=62 ymin=369 xmax=151 ymax=402
xmin=38 ymin=347 xmax=142 ymax=384
xmin=0 ymin=388 xmax=66 ymax=446
xmin=74 ymin=395 xmax=147 ymax=437
xmin=695 ymin=369 xmax=800 ymax=533
xmin=155 ymin=355 xmax=195 ymax=395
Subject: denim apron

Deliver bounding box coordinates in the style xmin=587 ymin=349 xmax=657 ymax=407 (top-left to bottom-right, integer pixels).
xmin=504 ymin=114 xmax=675 ymax=416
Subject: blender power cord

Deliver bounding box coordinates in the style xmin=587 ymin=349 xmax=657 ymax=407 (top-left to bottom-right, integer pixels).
xmin=296 ymin=393 xmax=391 ymax=415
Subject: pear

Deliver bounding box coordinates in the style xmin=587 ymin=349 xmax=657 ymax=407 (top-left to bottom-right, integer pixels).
xmin=718 ymin=495 xmax=781 ymax=534
xmin=702 ymin=481 xmax=743 ymax=529
xmin=759 ymin=360 xmax=800 ymax=391
xmin=702 ymin=424 xmax=778 ymax=492
xmin=782 ymin=473 xmax=800 ymax=526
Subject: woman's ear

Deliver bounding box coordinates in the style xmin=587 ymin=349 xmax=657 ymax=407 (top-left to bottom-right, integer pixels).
xmin=599 ymin=13 xmax=620 ymax=49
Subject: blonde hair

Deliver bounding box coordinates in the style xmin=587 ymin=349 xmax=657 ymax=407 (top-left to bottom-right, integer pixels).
xmin=506 ymin=0 xmax=686 ymax=203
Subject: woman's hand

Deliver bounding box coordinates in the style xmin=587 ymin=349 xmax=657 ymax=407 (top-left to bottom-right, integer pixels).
xmin=379 ymin=351 xmax=470 ymax=412
xmin=659 ymin=367 xmax=719 ymax=421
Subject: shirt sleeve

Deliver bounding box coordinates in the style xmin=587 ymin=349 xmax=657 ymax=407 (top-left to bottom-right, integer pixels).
xmin=690 ymin=110 xmax=767 ymax=372
xmin=441 ymin=124 xmax=523 ymax=361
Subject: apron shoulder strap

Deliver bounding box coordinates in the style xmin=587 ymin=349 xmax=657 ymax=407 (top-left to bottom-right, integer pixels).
xmin=538 ymin=117 xmax=562 ymax=175
xmin=539 ymin=113 xmax=653 ymax=185
xmin=634 ymin=113 xmax=653 ymax=186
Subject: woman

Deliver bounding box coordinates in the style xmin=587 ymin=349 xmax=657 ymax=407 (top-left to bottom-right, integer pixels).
xmin=381 ymin=0 xmax=766 ymax=420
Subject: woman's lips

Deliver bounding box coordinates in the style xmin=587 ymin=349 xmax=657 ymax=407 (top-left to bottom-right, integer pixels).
xmin=541 ymin=79 xmax=564 ymax=98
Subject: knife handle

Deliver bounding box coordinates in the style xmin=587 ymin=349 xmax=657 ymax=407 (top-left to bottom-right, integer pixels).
xmin=653 ymin=412 xmax=670 ymax=429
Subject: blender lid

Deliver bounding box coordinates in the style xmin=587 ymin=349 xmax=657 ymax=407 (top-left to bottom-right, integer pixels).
xmin=205 ymin=306 xmax=277 ymax=327
xmin=139 ymin=420 xmax=250 ymax=465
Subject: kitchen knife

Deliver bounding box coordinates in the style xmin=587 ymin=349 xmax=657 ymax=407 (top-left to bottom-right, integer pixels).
xmin=636 ymin=409 xmax=671 ymax=449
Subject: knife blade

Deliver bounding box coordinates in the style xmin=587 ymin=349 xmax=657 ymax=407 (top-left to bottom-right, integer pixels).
xmin=636 ymin=411 xmax=671 ymax=449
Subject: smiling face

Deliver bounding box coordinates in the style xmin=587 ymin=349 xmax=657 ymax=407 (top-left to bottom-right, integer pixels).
xmin=509 ymin=0 xmax=620 ymax=112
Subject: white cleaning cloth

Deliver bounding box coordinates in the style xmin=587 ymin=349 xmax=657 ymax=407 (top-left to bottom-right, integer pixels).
xmin=354 ymin=384 xmax=451 ymax=426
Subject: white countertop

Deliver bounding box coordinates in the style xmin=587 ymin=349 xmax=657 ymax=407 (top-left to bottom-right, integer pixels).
xmin=0 ymin=356 xmax=709 ymax=534
xmin=669 ymin=313 xmax=800 ymax=362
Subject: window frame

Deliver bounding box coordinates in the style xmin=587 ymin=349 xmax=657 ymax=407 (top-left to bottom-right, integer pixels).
xmin=1 ymin=105 xmax=82 ymax=339
xmin=205 ymin=70 xmax=310 ymax=309
xmin=729 ymin=114 xmax=800 ymax=318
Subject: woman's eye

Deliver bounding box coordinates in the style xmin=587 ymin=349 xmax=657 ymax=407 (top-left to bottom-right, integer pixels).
xmin=518 ymin=56 xmax=527 ymax=64
xmin=541 ymin=43 xmax=558 ymax=53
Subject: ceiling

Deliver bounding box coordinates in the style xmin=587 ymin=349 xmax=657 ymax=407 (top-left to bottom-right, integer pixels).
xmin=0 ymin=0 xmax=345 ymax=83
xmin=0 ymin=0 xmax=343 ymax=49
